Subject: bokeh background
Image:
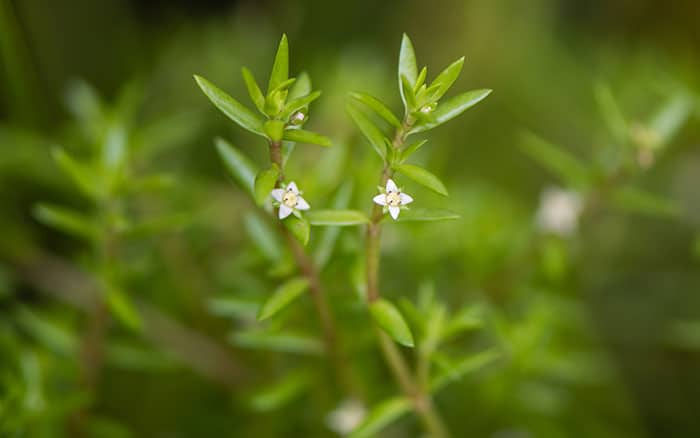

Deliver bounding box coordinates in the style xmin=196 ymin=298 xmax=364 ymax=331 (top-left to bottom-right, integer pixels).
xmin=2 ymin=0 xmax=700 ymax=436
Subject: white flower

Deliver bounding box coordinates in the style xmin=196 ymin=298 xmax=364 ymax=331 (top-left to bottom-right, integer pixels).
xmin=271 ymin=181 xmax=310 ymax=220
xmin=373 ymin=178 xmax=413 ymax=220
xmin=536 ymin=186 xmax=583 ymax=236
xmin=326 ymin=399 xmax=366 ymax=435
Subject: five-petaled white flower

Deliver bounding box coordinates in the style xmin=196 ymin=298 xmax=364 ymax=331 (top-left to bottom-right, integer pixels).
xmin=373 ymin=178 xmax=413 ymax=220
xmin=271 ymin=182 xmax=310 ymax=220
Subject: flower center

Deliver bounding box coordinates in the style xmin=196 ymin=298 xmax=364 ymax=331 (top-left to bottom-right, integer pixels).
xmin=282 ymin=191 xmax=298 ymax=208
xmin=386 ymin=191 xmax=402 ymax=207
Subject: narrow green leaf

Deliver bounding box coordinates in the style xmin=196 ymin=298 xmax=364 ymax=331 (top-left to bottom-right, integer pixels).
xmin=400 ymin=139 xmax=428 ymax=161
xmin=33 ymin=203 xmax=98 ymax=241
xmin=650 ymin=93 xmax=693 ymax=148
xmin=214 ymin=138 xmax=258 ymax=197
xmin=267 ymin=34 xmax=289 ymax=93
xmin=520 ymin=133 xmax=591 ymax=189
xmin=244 ymin=212 xmax=283 ymax=261
xmin=593 ymin=82 xmax=627 ymax=144
xmin=398 ymin=33 xmax=418 ymax=108
xmin=397 ymin=208 xmax=460 ymax=222
xmin=400 ymin=74 xmax=417 ymax=110
xmin=249 ymin=369 xmax=311 ymax=412
xmin=288 ymin=71 xmax=311 ymax=101
xmin=241 ymin=67 xmax=266 ymax=113
xmin=370 ymin=299 xmax=414 ymax=347
xmin=257 ymin=277 xmax=309 ymax=321
xmin=307 ymin=209 xmax=369 ymax=226
xmin=395 ymin=163 xmax=448 ymax=196
xmin=194 ymin=75 xmax=265 ymax=136
xmin=52 ymin=147 xmax=98 ymax=199
xmin=269 ymin=77 xmax=296 ymax=95
xmin=347 ymin=104 xmax=386 ymax=159
xmin=415 ymin=66 xmax=428 ymax=91
xmin=430 ymin=349 xmax=499 ymax=393
xmin=349 ymin=92 xmax=401 ymax=127
xmin=283 ymin=215 xmax=310 ymax=246
xmin=441 ymin=306 xmax=483 ymax=341
xmin=411 ymin=89 xmax=491 ymax=133
xmin=430 ymin=57 xmax=465 ymax=101
xmin=349 ymin=397 xmax=411 ymax=438
xmin=15 ymin=306 xmax=77 ymax=356
xmin=105 ymin=287 xmax=142 ymax=333
xmin=231 ymin=330 xmax=323 ymax=355
xmin=207 ymin=297 xmax=259 ymax=320
xmin=280 ymin=90 xmax=321 ymax=120
xmin=610 ymin=186 xmax=680 ymax=218
xmin=282 ymin=129 xmax=332 ymax=147
xmin=254 ymin=165 xmax=280 ymax=206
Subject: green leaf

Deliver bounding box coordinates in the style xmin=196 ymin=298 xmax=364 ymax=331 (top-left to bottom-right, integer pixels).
xmin=254 ymin=165 xmax=280 ymax=206
xmin=194 ymin=75 xmax=265 ymax=136
xmin=400 ymin=139 xmax=428 ymax=161
xmin=52 ymin=147 xmax=99 ymax=199
xmin=347 ymin=104 xmax=386 ymax=159
xmin=593 ymin=82 xmax=627 ymax=144
xmin=231 ymin=330 xmax=323 ymax=355
xmin=313 ymin=182 xmax=353 ymax=268
xmin=441 ymin=306 xmax=483 ymax=341
xmin=415 ymin=66 xmax=428 ymax=91
xmin=429 ymin=57 xmax=465 ymax=101
xmin=520 ymin=133 xmax=591 ymax=189
xmin=394 ymin=163 xmax=448 ymax=196
xmin=650 ymin=93 xmax=693 ymax=148
xmin=288 ymin=71 xmax=311 ymax=101
xmin=244 ymin=212 xmax=284 ymax=261
xmin=257 ymin=277 xmax=309 ymax=321
xmin=280 ymin=90 xmax=322 ymax=120
xmin=269 ymin=77 xmax=296 ymax=95
xmin=370 ymin=299 xmax=414 ymax=347
xmin=398 ymin=33 xmax=418 ymax=108
xmin=397 ymin=208 xmax=460 ymax=223
xmin=105 ymin=287 xmax=142 ymax=333
xmin=411 ymin=89 xmax=492 ymax=133
xmin=214 ymin=138 xmax=258 ymax=197
xmin=610 ymin=186 xmax=680 ymax=218
xmin=349 ymin=92 xmax=401 ymax=127
xmin=249 ymin=370 xmax=311 ymax=412
xmin=400 ymin=74 xmax=418 ymax=110
xmin=267 ymin=34 xmax=289 ymax=93
xmin=349 ymin=397 xmax=411 ymax=438
xmin=207 ymin=297 xmax=259 ymax=320
xmin=430 ymin=349 xmax=499 ymax=393
xmin=33 ymin=203 xmax=98 ymax=241
xmin=241 ymin=67 xmax=266 ymax=113
xmin=282 ymin=129 xmax=332 ymax=147
xmin=283 ymin=215 xmax=310 ymax=246
xmin=307 ymin=209 xmax=369 ymax=226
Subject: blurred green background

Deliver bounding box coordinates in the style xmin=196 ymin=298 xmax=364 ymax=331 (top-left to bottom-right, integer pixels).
xmin=1 ymin=0 xmax=700 ymax=436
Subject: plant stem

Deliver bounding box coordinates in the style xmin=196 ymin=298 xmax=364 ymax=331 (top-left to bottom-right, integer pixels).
xmin=365 ymin=121 xmax=450 ymax=437
xmin=268 ymin=140 xmax=359 ymax=397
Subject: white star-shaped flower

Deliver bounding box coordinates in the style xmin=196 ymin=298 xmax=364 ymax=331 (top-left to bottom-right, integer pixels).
xmin=373 ymin=178 xmax=413 ymax=220
xmin=271 ymin=181 xmax=310 ymax=220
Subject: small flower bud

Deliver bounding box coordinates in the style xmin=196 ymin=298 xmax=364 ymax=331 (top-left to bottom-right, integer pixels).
xmin=420 ymin=102 xmax=437 ymax=114
xmin=290 ymin=111 xmax=306 ymax=125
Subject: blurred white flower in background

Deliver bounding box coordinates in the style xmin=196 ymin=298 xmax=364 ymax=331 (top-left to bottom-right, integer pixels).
xmin=536 ymin=187 xmax=583 ymax=236
xmin=326 ymin=398 xmax=366 ymax=435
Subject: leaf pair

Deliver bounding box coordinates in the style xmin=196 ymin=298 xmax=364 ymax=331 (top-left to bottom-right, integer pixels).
xmin=195 ymin=35 xmax=331 ymax=147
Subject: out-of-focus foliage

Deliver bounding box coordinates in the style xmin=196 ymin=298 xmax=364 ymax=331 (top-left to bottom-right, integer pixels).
xmin=1 ymin=0 xmax=700 ymax=436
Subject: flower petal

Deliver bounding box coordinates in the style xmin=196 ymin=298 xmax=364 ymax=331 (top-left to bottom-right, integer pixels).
xmin=271 ymin=189 xmax=285 ymax=202
xmin=386 ymin=179 xmax=398 ymax=193
xmin=287 ymin=181 xmax=299 ymax=194
xmin=388 ymin=206 xmax=400 ymax=220
xmin=373 ymin=194 xmax=387 ymax=206
xmin=296 ymin=196 xmax=310 ymax=210
xmin=399 ymin=193 xmax=413 ymax=204
xmin=279 ymin=204 xmax=293 ymax=219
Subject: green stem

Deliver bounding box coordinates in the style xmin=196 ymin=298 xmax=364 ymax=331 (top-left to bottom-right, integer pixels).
xmin=365 ymin=121 xmax=450 ymax=437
